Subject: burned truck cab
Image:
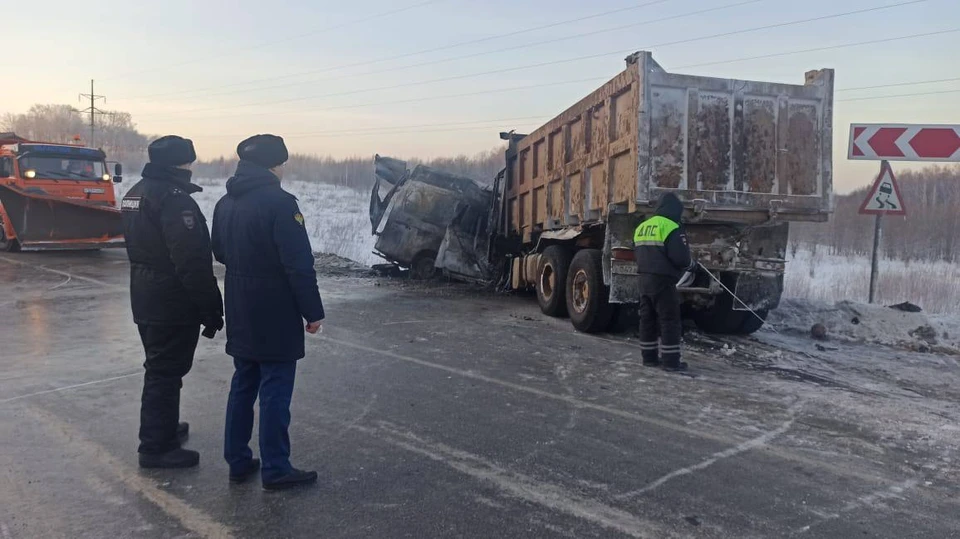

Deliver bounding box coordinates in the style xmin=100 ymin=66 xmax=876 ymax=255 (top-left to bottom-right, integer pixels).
xmin=369 ymin=155 xmax=494 ymax=281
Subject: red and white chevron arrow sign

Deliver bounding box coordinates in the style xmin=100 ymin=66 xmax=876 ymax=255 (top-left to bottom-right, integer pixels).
xmin=849 ymin=124 xmax=960 ymax=162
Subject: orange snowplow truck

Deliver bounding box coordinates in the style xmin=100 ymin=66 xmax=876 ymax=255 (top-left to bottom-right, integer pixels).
xmin=0 ymin=133 xmax=124 ymax=251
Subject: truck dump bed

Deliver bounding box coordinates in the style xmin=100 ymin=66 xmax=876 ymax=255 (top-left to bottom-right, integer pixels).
xmin=501 ymin=51 xmax=834 ymax=242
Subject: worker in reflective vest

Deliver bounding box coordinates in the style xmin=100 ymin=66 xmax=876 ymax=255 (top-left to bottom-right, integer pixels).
xmin=633 ymin=193 xmax=696 ymax=371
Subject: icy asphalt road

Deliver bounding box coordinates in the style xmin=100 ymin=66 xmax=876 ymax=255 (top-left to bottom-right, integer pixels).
xmin=1 ymin=250 xmax=958 ymax=539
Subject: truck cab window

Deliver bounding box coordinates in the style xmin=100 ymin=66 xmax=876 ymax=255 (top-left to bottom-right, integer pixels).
xmin=0 ymin=158 xmax=11 ymax=178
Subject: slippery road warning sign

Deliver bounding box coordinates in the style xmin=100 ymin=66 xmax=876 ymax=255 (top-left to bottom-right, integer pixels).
xmin=859 ymin=161 xmax=906 ymax=216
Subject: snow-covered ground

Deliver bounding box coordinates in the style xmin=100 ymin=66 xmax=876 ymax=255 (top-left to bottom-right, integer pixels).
xmin=118 ymin=177 xmax=379 ymax=267
xmin=118 ymin=179 xmax=958 ymax=316
xmin=784 ymin=248 xmax=960 ymax=314
xmin=767 ymin=297 xmax=960 ymax=354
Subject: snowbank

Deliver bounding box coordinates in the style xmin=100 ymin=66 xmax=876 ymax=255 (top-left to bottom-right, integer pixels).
xmin=784 ymin=248 xmax=960 ymax=314
xmin=769 ymin=298 xmax=960 ymax=354
xmin=118 ymin=178 xmax=378 ymax=267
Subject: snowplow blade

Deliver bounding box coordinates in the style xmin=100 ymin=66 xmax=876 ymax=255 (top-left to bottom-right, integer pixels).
xmin=0 ymin=184 xmax=124 ymax=250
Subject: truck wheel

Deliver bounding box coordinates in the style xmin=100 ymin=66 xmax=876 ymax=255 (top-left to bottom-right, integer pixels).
xmin=566 ymin=249 xmax=613 ymax=333
xmin=0 ymin=225 xmax=20 ymax=253
xmin=537 ymin=245 xmax=573 ymax=317
xmin=735 ymin=310 xmax=769 ymax=335
xmin=410 ymin=252 xmax=439 ymax=280
xmin=692 ymin=289 xmax=745 ymax=334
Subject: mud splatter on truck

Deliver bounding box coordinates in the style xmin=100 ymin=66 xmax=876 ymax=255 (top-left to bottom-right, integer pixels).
xmin=493 ymin=51 xmax=834 ymax=334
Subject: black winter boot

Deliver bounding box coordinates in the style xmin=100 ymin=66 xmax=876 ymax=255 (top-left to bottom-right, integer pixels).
xmin=662 ymin=361 xmax=689 ymax=372
xmin=229 ymin=458 xmax=261 ymax=484
xmin=177 ymin=422 xmax=189 ymax=444
xmin=263 ymin=468 xmax=318 ymax=491
xmin=139 ymin=448 xmax=200 ymax=469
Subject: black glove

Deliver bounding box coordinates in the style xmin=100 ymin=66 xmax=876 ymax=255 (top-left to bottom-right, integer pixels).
xmin=202 ymin=316 xmax=224 ymax=339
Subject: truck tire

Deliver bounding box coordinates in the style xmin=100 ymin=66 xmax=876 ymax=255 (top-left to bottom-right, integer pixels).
xmin=0 ymin=223 xmax=19 ymax=252
xmin=537 ymin=245 xmax=573 ymax=317
xmin=1 ymin=237 xmax=20 ymax=252
xmin=566 ymin=249 xmax=614 ymax=333
xmin=735 ymin=310 xmax=769 ymax=335
xmin=410 ymin=252 xmax=439 ymax=280
xmin=692 ymin=286 xmax=746 ymax=335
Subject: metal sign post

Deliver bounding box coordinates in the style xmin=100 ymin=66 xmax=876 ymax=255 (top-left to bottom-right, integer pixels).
xmin=858 ymin=160 xmax=906 ymax=303
xmin=869 ymin=213 xmax=882 ymax=304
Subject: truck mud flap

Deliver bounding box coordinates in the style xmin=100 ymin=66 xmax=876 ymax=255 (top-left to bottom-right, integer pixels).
xmin=732 ymin=272 xmax=784 ymax=312
xmin=0 ymin=184 xmax=124 ymax=248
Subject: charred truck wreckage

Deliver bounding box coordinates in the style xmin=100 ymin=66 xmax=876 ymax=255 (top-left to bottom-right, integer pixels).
xmin=370 ymin=51 xmax=835 ymax=335
xmin=369 ymin=155 xmax=497 ymax=282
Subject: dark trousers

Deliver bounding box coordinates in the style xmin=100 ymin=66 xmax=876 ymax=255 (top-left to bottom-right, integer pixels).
xmin=224 ymin=358 xmax=298 ymax=482
xmin=637 ymin=275 xmax=682 ymax=366
xmin=137 ymin=324 xmax=201 ymax=454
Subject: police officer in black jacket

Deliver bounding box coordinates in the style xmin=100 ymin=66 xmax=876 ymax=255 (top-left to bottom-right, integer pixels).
xmin=212 ymin=134 xmax=325 ymax=490
xmin=633 ymin=193 xmax=696 ymax=372
xmin=121 ymin=136 xmax=223 ymax=468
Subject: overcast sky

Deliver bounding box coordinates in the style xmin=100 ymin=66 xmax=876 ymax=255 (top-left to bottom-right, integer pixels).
xmin=3 ymin=0 xmax=958 ymax=192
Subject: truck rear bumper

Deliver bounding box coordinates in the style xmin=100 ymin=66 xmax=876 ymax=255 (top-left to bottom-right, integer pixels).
xmin=610 ymin=261 xmax=783 ymax=312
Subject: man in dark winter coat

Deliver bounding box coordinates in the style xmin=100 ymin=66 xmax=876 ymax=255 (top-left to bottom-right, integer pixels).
xmin=633 ymin=193 xmax=696 ymax=372
xmin=211 ymin=134 xmax=325 ymax=490
xmin=122 ymin=135 xmax=224 ymax=468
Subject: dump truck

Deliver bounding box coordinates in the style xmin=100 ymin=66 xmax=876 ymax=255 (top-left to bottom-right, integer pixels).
xmin=0 ymin=133 xmax=124 ymax=251
xmin=370 ymin=155 xmax=494 ymax=281
xmin=491 ymin=51 xmax=834 ymax=334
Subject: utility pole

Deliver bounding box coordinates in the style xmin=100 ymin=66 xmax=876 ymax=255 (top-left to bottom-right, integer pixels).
xmin=79 ymin=79 xmax=107 ymax=147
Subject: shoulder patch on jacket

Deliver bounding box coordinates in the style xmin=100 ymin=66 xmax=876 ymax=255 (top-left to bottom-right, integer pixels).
xmin=182 ymin=210 xmax=196 ymax=229
xmin=294 ymin=212 xmax=305 ymax=226
xmin=120 ymin=197 xmax=141 ymax=212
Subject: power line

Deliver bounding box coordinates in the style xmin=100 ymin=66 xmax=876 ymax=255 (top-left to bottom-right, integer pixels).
xmin=835 ymin=77 xmax=960 ymax=92
xmin=158 ymin=0 xmax=759 ymax=106
xmin=193 ymin=83 xmax=960 ymax=142
xmin=119 ymin=0 xmax=681 ymax=102
xmin=674 ymin=28 xmax=958 ymax=70
xmin=103 ymin=0 xmax=447 ymax=82
xmin=144 ymin=76 xmax=611 ymax=124
xmin=78 ymin=79 xmax=107 ymax=147
xmin=140 ymin=27 xmax=954 ymax=123
xmin=289 ymin=123 xmax=546 ymax=139
xmin=178 ymin=76 xmax=960 ymax=141
xmin=196 ymin=115 xmax=553 ymax=139
xmin=142 ymin=25 xmax=955 ymax=126
xmin=130 ymin=0 xmax=920 ymax=111
xmin=199 ymin=87 xmax=960 ymax=141
xmin=838 ymin=88 xmax=960 ymax=102
xmin=137 ymin=0 xmax=754 ymax=119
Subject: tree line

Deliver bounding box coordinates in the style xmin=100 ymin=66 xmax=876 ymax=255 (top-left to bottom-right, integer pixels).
xmin=2 ymin=104 xmax=505 ymax=189
xmin=2 ymin=104 xmax=151 ymax=171
xmin=790 ymin=164 xmax=960 ymax=263
xmin=190 ymin=149 xmax=505 ymax=191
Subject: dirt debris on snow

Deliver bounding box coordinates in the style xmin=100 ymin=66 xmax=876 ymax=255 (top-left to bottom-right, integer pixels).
xmin=313 ymin=252 xmax=373 ymax=276
xmin=768 ymin=298 xmax=960 ymax=354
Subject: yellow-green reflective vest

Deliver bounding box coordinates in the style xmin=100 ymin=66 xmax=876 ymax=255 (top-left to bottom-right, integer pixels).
xmin=633 ymin=215 xmax=679 ymax=247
